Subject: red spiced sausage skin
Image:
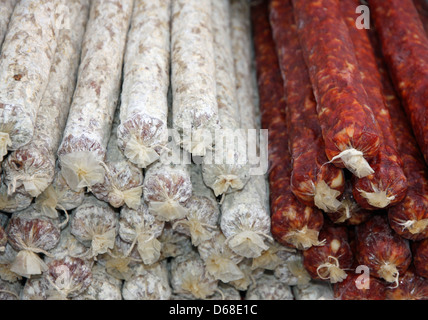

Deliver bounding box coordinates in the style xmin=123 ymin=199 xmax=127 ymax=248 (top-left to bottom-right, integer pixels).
xmin=291 ymin=0 xmax=382 ymax=178
xmin=251 ymin=0 xmax=324 ymax=251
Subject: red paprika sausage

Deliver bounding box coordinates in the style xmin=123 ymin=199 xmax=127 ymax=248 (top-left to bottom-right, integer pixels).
xmin=338 ymin=0 xmax=408 ymax=211
xmin=291 ymin=0 xmax=382 ymax=178
xmin=269 ymin=0 xmax=345 ymax=214
xmin=370 ymin=0 xmax=428 ymax=167
xmin=251 ymin=0 xmax=324 ymax=251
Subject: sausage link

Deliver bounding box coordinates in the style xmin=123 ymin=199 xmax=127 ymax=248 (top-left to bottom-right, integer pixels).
xmin=251 ymin=0 xmax=324 ymax=251
xmin=291 ymin=0 xmax=382 ymax=178
xmin=370 ymin=0 xmax=428 ymax=166
xmin=0 ymin=0 xmax=17 ymax=48
xmin=366 ymin=18 xmax=428 ymax=241
xmin=269 ymin=0 xmax=344 ymax=213
xmin=338 ymin=0 xmax=407 ymax=210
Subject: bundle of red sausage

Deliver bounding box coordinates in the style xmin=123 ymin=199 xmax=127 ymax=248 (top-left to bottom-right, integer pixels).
xmin=251 ymin=0 xmax=428 ymax=300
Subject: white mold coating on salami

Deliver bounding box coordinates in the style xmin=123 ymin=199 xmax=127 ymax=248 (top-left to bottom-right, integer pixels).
xmin=169 ymin=250 xmax=218 ymax=299
xmin=170 ymin=0 xmax=219 ymax=156
xmin=197 ymin=230 xmax=244 ymax=283
xmin=119 ymin=201 xmax=164 ymax=265
xmin=70 ymin=195 xmax=119 ymax=258
xmin=245 ymin=273 xmax=294 ymax=300
xmin=74 ymin=263 xmax=122 ymax=300
xmin=57 ymin=0 xmax=133 ymax=190
xmin=2 ymin=0 xmax=90 ymax=199
xmin=201 ymin=0 xmax=249 ymax=196
xmin=0 ymin=0 xmax=17 ymax=47
xmin=118 ymin=0 xmax=171 ymax=168
xmin=0 ymin=181 xmax=32 ymax=213
xmin=173 ymin=164 xmax=219 ymax=245
xmin=143 ymin=161 xmax=192 ymax=222
xmin=0 ymin=0 xmax=67 ymax=154
xmin=0 ymin=278 xmax=22 ymax=300
xmin=91 ymin=108 xmax=144 ymax=210
xmin=122 ymin=262 xmax=171 ymax=300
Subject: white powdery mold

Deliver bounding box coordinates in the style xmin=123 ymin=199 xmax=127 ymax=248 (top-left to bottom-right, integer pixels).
xmin=35 ymin=169 xmax=85 ymax=218
xmin=173 ymin=164 xmax=219 ymax=246
xmin=201 ymin=0 xmax=250 ymax=197
xmin=251 ymin=241 xmax=296 ymax=272
xmin=197 ymin=230 xmax=244 ymax=283
xmin=0 ymin=181 xmax=32 ymax=213
xmin=274 ymin=250 xmax=311 ymax=286
xmin=122 ymin=261 xmax=171 ymax=300
xmin=91 ymin=108 xmax=144 ymax=210
xmin=143 ymin=161 xmax=192 ymax=222
xmin=228 ymin=258 xmax=265 ymax=292
xmin=118 ymin=201 xmax=165 ymax=265
xmin=171 ymin=0 xmax=219 ymax=156
xmin=0 ymin=0 xmax=68 ymax=157
xmin=292 ymin=281 xmax=334 ymax=300
xmin=169 ymin=250 xmax=219 ymax=300
xmin=70 ymin=195 xmax=119 ymax=259
xmin=6 ymin=208 xmax=61 ymax=278
xmin=2 ymin=0 xmax=90 ymax=199
xmin=57 ymin=0 xmax=133 ymax=191
xmin=118 ymin=0 xmax=171 ymax=168
xmin=0 ymin=277 xmax=22 ymax=300
xmin=0 ymin=0 xmax=17 ymax=47
xmin=0 ymin=243 xmax=21 ymax=283
xmin=220 ymin=175 xmax=272 ymax=259
xmin=45 ymin=256 xmax=92 ymax=300
xmin=206 ymin=282 xmax=242 ymax=300
xmin=158 ymin=224 xmax=193 ymax=260
xmin=45 ymin=226 xmax=88 ymax=264
xmin=244 ymin=273 xmax=294 ymax=300
xmin=73 ymin=263 xmax=122 ymax=300
xmin=20 ymin=276 xmax=50 ymax=300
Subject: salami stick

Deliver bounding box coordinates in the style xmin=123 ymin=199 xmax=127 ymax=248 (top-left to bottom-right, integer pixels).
xmin=117 ymin=0 xmax=170 ymax=169
xmin=171 ymin=0 xmax=219 ymax=156
xmin=0 ymin=0 xmax=67 ymax=160
xmin=2 ymin=0 xmax=90 ymax=199
xmin=269 ymin=0 xmax=345 ymax=213
xmin=368 ymin=28 xmax=428 ymax=240
xmin=201 ymin=0 xmax=250 ymax=197
xmin=414 ymin=0 xmax=428 ymax=35
xmin=291 ymin=0 xmax=382 ymax=178
xmin=339 ymin=0 xmax=407 ymax=210
xmin=91 ymin=107 xmax=144 ymax=210
xmin=57 ymin=0 xmax=133 ymax=192
xmin=251 ymin=0 xmax=324 ymax=251
xmin=0 ymin=0 xmax=17 ymax=48
xmin=370 ymin=0 xmax=428 ymax=166
xmin=220 ymin=0 xmax=272 ymax=259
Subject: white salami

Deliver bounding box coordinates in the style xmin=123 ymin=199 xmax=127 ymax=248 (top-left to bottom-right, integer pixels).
xmin=201 ymin=0 xmax=250 ymax=197
xmin=171 ymin=0 xmax=219 ymax=156
xmin=245 ymin=273 xmax=294 ymax=300
xmin=70 ymin=195 xmax=119 ymax=259
xmin=118 ymin=0 xmax=171 ymax=168
xmin=0 ymin=0 xmax=67 ymax=159
xmin=91 ymin=108 xmax=144 ymax=210
xmin=118 ymin=201 xmax=164 ymax=265
xmin=0 ymin=181 xmax=32 ymax=213
xmin=2 ymin=0 xmax=90 ymax=199
xmin=57 ymin=0 xmax=133 ymax=191
xmin=0 ymin=0 xmax=17 ymax=48
xmin=220 ymin=0 xmax=272 ymax=260
xmin=173 ymin=163 xmax=219 ymax=246
xmin=143 ymin=161 xmax=192 ymax=222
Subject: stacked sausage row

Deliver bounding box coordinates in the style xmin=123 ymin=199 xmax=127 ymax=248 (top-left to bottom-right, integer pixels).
xmin=252 ymin=0 xmax=428 ymax=300
xmin=0 ymin=0 xmax=336 ymax=300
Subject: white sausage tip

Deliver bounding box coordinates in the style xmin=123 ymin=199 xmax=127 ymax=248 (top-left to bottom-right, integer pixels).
xmin=212 ymin=174 xmax=244 ymax=196
xmin=358 ymin=188 xmax=395 ymax=208
xmin=329 ymin=148 xmax=374 ymax=178
xmin=123 ymin=135 xmax=160 ymax=169
xmin=148 ymin=199 xmax=188 ymax=222
xmin=225 ymin=230 xmax=270 ymax=258
xmin=59 ymin=152 xmax=105 ymax=192
xmin=284 ymin=227 xmax=325 ymax=250
xmin=314 ymin=180 xmax=342 ymax=213
xmin=0 ymin=132 xmax=11 ymax=161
